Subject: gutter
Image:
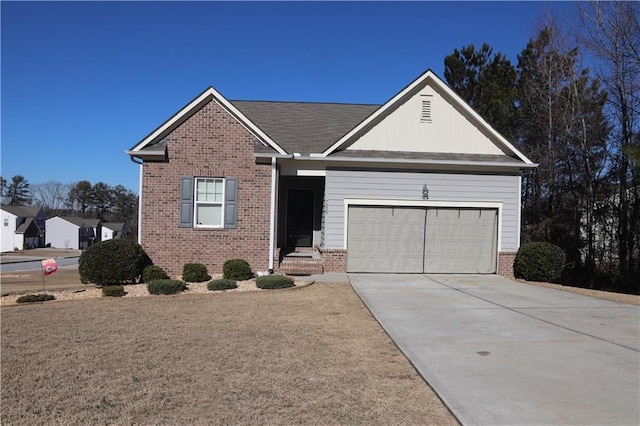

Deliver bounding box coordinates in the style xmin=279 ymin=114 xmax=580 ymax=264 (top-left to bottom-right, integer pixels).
xmin=292 ymin=154 xmax=539 ymax=169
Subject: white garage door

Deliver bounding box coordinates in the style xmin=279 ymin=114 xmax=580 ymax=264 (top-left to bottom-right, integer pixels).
xmin=347 ymin=206 xmax=498 ymax=273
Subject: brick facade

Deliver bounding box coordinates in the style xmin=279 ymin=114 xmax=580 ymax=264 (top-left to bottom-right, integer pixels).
xmin=318 ymin=247 xmax=348 ymax=273
xmin=141 ymin=100 xmax=273 ymax=277
xmin=498 ymin=251 xmax=517 ymax=278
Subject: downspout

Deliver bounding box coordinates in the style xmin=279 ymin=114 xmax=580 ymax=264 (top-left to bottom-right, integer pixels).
xmin=268 ymin=157 xmax=277 ymax=272
xmin=137 ymin=163 xmax=143 ymax=244
xmin=129 ymin=155 xmax=143 ymax=244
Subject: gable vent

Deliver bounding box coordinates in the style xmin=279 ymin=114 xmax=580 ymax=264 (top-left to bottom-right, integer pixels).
xmin=420 ymin=95 xmax=433 ymax=123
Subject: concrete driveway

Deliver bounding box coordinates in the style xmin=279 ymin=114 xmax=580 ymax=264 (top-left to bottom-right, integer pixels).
xmin=349 ymin=274 xmax=640 ymax=425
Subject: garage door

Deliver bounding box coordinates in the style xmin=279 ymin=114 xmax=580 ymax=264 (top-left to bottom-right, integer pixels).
xmin=347 ymin=206 xmax=498 ymax=273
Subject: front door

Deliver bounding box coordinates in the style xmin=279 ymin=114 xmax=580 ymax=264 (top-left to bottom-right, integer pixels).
xmin=286 ymin=189 xmax=314 ymax=248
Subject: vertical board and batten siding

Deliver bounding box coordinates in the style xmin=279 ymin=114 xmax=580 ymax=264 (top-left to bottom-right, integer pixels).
xmin=324 ymin=169 xmax=520 ymax=251
xmin=346 ymin=85 xmax=504 ymax=156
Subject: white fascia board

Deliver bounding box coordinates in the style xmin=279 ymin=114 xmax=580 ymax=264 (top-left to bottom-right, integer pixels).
xmin=342 ymin=198 xmax=503 ymax=251
xmin=128 ymin=87 xmax=287 ymax=156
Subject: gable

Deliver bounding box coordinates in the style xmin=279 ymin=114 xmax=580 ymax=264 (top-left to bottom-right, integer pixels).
xmin=346 ymin=84 xmax=504 ymax=155
xmin=322 ymin=70 xmax=534 ymax=165
xmin=127 ymin=87 xmax=288 ymax=160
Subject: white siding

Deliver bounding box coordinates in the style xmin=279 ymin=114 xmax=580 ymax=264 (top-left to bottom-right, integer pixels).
xmin=1 ymin=211 xmax=18 ymax=252
xmin=324 ymin=169 xmax=520 ymax=252
xmin=347 ymin=85 xmax=504 ymax=155
xmin=46 ymin=217 xmax=79 ymax=249
xmin=102 ymin=227 xmax=115 ymax=241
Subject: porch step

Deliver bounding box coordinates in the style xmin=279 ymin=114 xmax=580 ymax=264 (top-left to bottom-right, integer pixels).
xmin=279 ymin=256 xmax=324 ymax=276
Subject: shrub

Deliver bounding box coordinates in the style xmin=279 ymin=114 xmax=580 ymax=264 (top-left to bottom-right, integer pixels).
xmin=514 ymin=242 xmax=566 ymax=283
xmin=79 ymin=239 xmax=152 ymax=286
xmin=182 ymin=263 xmax=211 ymax=282
xmin=102 ymin=285 xmax=125 ymax=297
xmin=147 ymin=279 xmax=187 ymax=295
xmin=16 ymin=294 xmax=55 ymax=303
xmin=256 ymin=275 xmax=294 ymax=289
xmin=207 ymin=279 xmax=238 ymax=291
xmin=223 ymin=259 xmax=253 ymax=281
xmin=142 ymin=265 xmax=168 ymax=283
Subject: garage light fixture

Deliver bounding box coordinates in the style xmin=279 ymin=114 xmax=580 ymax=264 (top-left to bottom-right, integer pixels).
xmin=422 ymin=184 xmax=429 ymax=200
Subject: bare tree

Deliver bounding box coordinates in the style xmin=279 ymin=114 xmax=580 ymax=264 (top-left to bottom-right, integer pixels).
xmin=578 ymin=1 xmax=640 ymax=289
xmin=32 ymin=181 xmax=72 ymax=216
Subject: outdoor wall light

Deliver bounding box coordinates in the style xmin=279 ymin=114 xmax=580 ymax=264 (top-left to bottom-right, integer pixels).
xmin=422 ymin=184 xmax=429 ymax=200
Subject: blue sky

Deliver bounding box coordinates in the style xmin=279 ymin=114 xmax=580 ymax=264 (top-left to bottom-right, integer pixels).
xmin=1 ymin=1 xmax=573 ymax=193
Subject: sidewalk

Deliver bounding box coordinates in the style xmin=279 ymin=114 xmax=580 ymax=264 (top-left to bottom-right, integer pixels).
xmin=0 ymin=248 xmax=81 ymax=264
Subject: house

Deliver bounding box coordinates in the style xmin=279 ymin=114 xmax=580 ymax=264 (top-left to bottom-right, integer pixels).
xmin=102 ymin=223 xmax=127 ymax=241
xmin=126 ymin=69 xmax=536 ymax=277
xmin=46 ymin=216 xmax=101 ymax=250
xmin=1 ymin=205 xmax=46 ymax=252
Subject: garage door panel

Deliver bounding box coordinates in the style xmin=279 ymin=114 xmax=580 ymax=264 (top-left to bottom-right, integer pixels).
xmin=347 ymin=207 xmax=425 ymax=273
xmin=425 ymin=209 xmax=497 ymax=273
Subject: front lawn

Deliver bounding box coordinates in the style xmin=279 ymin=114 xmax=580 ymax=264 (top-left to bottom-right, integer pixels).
xmin=1 ymin=284 xmax=457 ymax=425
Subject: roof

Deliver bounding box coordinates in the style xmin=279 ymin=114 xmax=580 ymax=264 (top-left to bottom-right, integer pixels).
xmin=331 ymin=150 xmax=526 ymax=164
xmin=54 ymin=216 xmax=102 ymax=228
xmin=1 ymin=205 xmax=43 ymax=218
xmin=15 ymin=217 xmax=41 ymax=235
xmin=231 ymin=101 xmax=379 ymax=155
xmin=102 ymin=222 xmax=125 ymax=231
xmin=127 ymin=69 xmax=535 ymax=168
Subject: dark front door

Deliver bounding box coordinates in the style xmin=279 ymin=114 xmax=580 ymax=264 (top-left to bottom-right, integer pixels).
xmin=286 ymin=189 xmax=314 ymax=247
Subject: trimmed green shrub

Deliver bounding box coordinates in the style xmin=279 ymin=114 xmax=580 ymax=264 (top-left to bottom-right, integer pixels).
xmin=256 ymin=275 xmax=294 ymax=289
xmin=147 ymin=279 xmax=187 ymax=295
xmin=223 ymin=259 xmax=253 ymax=281
xmin=182 ymin=263 xmax=211 ymax=282
xmin=142 ymin=265 xmax=168 ymax=283
xmin=514 ymin=242 xmax=566 ymax=283
xmin=207 ymin=279 xmax=238 ymax=291
xmin=102 ymin=285 xmax=125 ymax=297
xmin=16 ymin=294 xmax=55 ymax=303
xmin=79 ymin=239 xmax=152 ymax=286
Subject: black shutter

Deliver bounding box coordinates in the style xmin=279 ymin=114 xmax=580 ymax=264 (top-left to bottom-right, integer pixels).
xmin=224 ymin=178 xmax=237 ymax=229
xmin=179 ymin=177 xmax=194 ymax=228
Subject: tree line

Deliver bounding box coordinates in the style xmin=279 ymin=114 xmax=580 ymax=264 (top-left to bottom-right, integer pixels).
xmin=1 ymin=175 xmax=138 ymax=236
xmin=444 ymin=2 xmax=639 ymax=293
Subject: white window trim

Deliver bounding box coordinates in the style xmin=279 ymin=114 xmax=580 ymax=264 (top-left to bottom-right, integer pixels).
xmin=194 ymin=177 xmax=225 ymax=228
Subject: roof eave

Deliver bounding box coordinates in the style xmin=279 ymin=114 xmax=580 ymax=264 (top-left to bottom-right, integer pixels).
xmin=298 ymin=154 xmax=538 ymax=170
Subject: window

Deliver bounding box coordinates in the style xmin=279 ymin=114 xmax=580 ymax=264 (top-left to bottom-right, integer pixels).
xmin=3 ymin=218 xmax=8 ymax=227
xmin=180 ymin=176 xmax=237 ymax=229
xmin=195 ymin=178 xmax=224 ymax=227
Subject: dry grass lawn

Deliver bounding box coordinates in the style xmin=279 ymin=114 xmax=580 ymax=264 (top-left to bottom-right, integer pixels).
xmin=1 ymin=267 xmax=91 ymax=295
xmin=1 ymin=284 xmax=457 ymax=425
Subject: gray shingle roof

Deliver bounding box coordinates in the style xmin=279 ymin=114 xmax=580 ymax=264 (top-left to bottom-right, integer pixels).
xmin=231 ymin=101 xmax=380 ymax=155
xmin=58 ymin=216 xmax=101 ymax=228
xmin=331 ymin=150 xmax=523 ymax=163
xmin=1 ymin=205 xmax=42 ymax=218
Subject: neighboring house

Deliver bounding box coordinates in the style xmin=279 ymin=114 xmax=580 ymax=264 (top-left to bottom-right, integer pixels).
xmin=102 ymin=223 xmax=127 ymax=241
xmin=46 ymin=216 xmax=102 ymax=250
xmin=1 ymin=205 xmax=46 ymax=252
xmin=126 ymin=69 xmax=536 ymax=277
